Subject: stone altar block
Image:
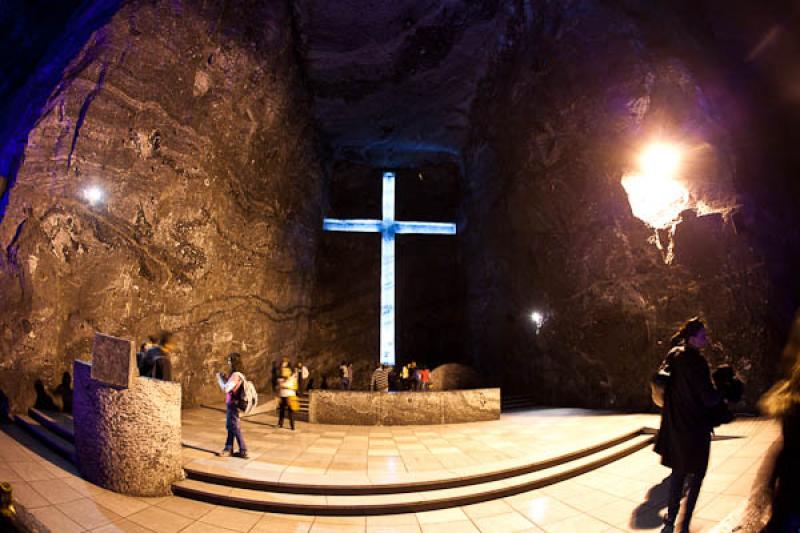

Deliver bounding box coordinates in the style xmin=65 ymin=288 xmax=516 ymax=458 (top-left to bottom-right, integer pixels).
xmin=308 ymin=388 xmax=500 ymax=425
xmin=90 ymin=333 xmax=136 ymax=388
xmin=73 ymin=360 xmax=183 ymax=496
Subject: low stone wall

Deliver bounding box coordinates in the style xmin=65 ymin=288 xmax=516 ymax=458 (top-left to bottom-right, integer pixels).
xmin=73 ymin=360 xmax=183 ymax=496
xmin=308 ymin=389 xmax=500 ymax=425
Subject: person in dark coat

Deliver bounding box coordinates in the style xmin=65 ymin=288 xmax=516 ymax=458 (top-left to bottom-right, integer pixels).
xmin=138 ymin=331 xmax=175 ymax=381
xmin=654 ymin=317 xmax=723 ymax=533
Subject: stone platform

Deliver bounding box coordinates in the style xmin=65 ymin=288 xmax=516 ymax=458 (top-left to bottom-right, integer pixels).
xmin=308 ymin=389 xmax=501 ymax=425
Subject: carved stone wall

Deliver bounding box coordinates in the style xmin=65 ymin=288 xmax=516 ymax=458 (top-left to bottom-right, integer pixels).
xmin=0 ymin=0 xmax=323 ymax=411
xmin=308 ymin=388 xmax=500 ymax=425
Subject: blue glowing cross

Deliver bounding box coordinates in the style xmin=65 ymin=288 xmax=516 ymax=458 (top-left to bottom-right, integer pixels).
xmin=323 ymin=171 xmax=457 ymax=366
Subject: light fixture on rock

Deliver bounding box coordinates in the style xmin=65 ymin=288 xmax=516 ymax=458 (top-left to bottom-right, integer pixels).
xmin=82 ymin=186 xmax=104 ymax=206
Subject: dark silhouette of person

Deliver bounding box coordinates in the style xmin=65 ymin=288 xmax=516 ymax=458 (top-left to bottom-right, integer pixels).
xmin=654 ymin=317 xmax=723 ymax=533
xmin=52 ymin=372 xmax=73 ymax=414
xmin=270 ymin=359 xmax=279 ymax=392
xmin=0 ymin=390 xmax=11 ymax=423
xmin=759 ymin=314 xmax=800 ymax=532
xmin=33 ymin=379 xmax=58 ymax=412
xmin=138 ymin=331 xmax=175 ymax=381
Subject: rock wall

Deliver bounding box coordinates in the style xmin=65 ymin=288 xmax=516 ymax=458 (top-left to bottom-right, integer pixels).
xmin=73 ymin=361 xmax=182 ymax=496
xmin=0 ymin=0 xmax=323 ymax=411
xmin=461 ymin=1 xmax=791 ymax=409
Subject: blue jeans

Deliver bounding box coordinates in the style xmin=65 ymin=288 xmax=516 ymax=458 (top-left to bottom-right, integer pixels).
xmin=224 ymin=403 xmax=246 ymax=453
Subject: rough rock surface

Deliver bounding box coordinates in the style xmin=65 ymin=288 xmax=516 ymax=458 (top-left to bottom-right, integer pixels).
xmin=73 ymin=361 xmax=182 ymax=496
xmin=458 ymin=1 xmax=790 ymax=408
xmin=0 ymin=1 xmax=322 ymax=410
xmin=430 ymin=363 xmax=484 ymax=391
xmin=2 ymin=1 xmax=800 ymax=413
xmin=308 ymin=388 xmax=500 ymax=425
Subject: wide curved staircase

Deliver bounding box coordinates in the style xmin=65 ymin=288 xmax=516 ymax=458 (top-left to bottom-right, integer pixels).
xmin=15 ymin=406 xmax=655 ymax=517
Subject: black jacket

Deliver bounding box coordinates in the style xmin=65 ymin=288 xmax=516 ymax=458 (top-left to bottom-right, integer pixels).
xmin=139 ymin=346 xmax=173 ymax=381
xmin=654 ymin=345 xmax=722 ymax=474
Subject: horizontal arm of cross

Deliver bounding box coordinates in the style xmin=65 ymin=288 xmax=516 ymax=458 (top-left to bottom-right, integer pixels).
xmin=394 ymin=222 xmax=457 ymax=235
xmin=323 ymin=219 xmax=383 ymax=232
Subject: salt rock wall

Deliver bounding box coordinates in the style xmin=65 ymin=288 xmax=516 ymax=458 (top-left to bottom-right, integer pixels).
xmin=461 ymin=1 xmax=788 ymax=409
xmin=0 ymin=0 xmax=322 ymax=410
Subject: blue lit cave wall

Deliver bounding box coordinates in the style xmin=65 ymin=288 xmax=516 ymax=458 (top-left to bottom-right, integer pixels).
xmin=0 ymin=1 xmax=323 ymax=410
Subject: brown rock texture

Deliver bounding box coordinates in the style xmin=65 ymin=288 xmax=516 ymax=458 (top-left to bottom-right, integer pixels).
xmin=73 ymin=361 xmax=183 ymax=496
xmin=460 ymin=1 xmax=785 ymax=408
xmin=0 ymin=1 xmax=322 ymax=410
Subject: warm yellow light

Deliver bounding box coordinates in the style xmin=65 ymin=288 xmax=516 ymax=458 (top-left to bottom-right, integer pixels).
xmin=638 ymin=143 xmax=682 ymax=180
xmin=622 ymin=142 xmax=689 ymax=228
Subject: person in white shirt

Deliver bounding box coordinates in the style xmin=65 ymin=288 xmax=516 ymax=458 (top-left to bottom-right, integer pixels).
xmin=216 ymin=352 xmax=247 ymax=458
xmin=278 ymin=361 xmax=297 ymax=430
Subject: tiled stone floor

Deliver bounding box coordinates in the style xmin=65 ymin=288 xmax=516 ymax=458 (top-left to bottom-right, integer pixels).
xmin=181 ymin=407 xmax=656 ymax=485
xmin=0 ymin=410 xmax=779 ymax=532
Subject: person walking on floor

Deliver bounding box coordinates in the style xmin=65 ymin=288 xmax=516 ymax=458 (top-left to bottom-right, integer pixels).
xmin=278 ymin=363 xmax=297 ymax=430
xmin=655 ymin=317 xmax=723 ymax=533
xmin=217 ymin=352 xmax=248 ymax=458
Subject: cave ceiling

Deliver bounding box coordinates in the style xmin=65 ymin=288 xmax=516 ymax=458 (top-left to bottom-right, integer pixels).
xmin=293 ymin=0 xmax=510 ymax=167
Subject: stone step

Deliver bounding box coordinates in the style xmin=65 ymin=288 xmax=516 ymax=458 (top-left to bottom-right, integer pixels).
xmin=173 ymin=433 xmax=654 ymax=515
xmin=13 ymin=414 xmax=76 ymax=464
xmin=183 ymin=427 xmax=647 ymax=495
xmin=28 ymin=408 xmax=75 ymax=443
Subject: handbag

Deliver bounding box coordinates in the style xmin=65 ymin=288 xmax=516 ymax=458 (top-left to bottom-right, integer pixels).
xmin=650 ymin=369 xmax=670 ymax=408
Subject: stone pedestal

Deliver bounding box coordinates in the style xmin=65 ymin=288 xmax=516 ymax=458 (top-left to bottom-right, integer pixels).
xmin=308 ymin=388 xmax=500 ymax=425
xmin=73 ymin=360 xmax=183 ymax=496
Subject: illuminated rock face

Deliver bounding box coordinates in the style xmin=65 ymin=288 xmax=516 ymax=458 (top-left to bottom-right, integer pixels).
xmin=0 ymin=1 xmax=322 ymax=410
xmin=460 ymin=2 xmax=794 ymax=408
xmin=2 ymin=1 xmax=799 ymax=411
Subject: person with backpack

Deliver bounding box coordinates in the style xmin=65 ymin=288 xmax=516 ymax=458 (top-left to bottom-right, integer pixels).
xmin=216 ymin=352 xmax=248 ymax=458
xmin=654 ymin=318 xmax=724 ymax=533
xmin=138 ymin=332 xmax=175 ymax=381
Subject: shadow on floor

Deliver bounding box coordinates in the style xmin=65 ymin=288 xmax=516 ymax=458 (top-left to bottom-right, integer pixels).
xmin=630 ymin=475 xmax=671 ymax=529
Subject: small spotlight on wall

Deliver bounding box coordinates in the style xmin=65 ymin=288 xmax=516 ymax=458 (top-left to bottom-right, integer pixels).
xmin=530 ymin=311 xmax=545 ymax=332
xmin=82 ymin=186 xmax=104 ymax=205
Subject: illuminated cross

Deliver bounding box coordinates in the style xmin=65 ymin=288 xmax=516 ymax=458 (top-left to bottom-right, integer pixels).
xmin=323 ymin=171 xmax=457 ymax=366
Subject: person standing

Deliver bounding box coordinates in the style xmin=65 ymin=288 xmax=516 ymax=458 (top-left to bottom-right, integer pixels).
xmin=138 ymin=331 xmax=176 ymax=381
xmin=371 ymin=364 xmax=390 ymax=392
xmin=654 ymin=318 xmax=723 ymax=533
xmin=346 ymin=362 xmax=354 ymax=390
xmin=295 ymin=360 xmax=308 ymax=396
xmin=759 ymin=314 xmax=800 ymax=532
xmin=420 ymin=366 xmax=431 ymax=391
xmin=339 ymin=361 xmax=350 ymax=390
xmin=278 ymin=363 xmax=297 ymax=430
xmin=217 ymin=352 xmax=248 ymax=458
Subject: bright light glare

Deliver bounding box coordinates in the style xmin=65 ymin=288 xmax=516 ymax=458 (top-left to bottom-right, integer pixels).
xmin=82 ymin=186 xmax=104 ymax=205
xmin=530 ymin=311 xmax=545 ymax=331
xmin=639 ymin=143 xmax=681 ymax=180
xmin=622 ymin=142 xmax=689 ymax=229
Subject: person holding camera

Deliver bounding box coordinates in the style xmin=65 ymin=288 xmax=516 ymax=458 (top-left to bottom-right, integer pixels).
xmin=217 ymin=352 xmax=248 ymax=458
xmin=654 ymin=318 xmax=724 ymax=533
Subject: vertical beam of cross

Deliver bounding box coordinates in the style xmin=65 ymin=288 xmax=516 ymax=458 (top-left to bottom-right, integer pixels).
xmin=323 ymin=171 xmax=457 ymax=366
